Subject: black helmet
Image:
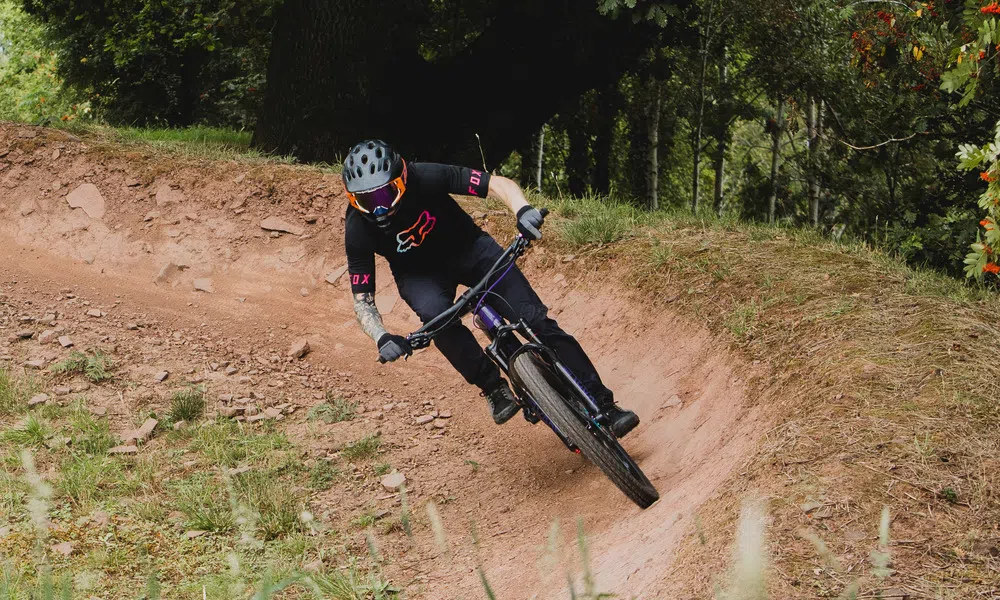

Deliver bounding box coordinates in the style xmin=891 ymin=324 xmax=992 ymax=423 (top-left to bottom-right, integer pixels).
xmin=343 ymin=139 xmax=407 ymax=228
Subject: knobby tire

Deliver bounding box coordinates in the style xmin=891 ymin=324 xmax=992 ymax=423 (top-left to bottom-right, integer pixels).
xmin=510 ymin=353 xmax=659 ymax=509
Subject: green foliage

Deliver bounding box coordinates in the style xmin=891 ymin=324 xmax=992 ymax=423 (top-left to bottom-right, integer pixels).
xmin=50 ymin=351 xmax=114 ymax=383
xmin=21 ymin=0 xmax=280 ymax=127
xmin=307 ymin=397 xmax=357 ymax=424
xmin=0 ymin=0 xmax=87 ymax=123
xmin=308 ymin=460 xmax=339 ymax=490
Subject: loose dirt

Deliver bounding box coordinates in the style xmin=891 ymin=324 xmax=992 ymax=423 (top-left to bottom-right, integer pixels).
xmin=0 ymin=123 xmax=765 ymax=598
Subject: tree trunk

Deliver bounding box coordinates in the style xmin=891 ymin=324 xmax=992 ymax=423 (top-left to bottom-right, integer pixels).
xmin=253 ymin=0 xmax=661 ymax=165
xmin=646 ymin=80 xmax=661 ymax=211
xmin=712 ymin=46 xmax=729 ymax=217
xmin=593 ymin=87 xmax=617 ymax=196
xmin=536 ymin=127 xmax=545 ymax=193
xmin=567 ymin=97 xmax=591 ymax=197
xmin=806 ymin=96 xmax=819 ymax=226
xmin=690 ymin=0 xmax=714 ymax=213
xmin=811 ymin=102 xmax=824 ymax=225
xmin=768 ymin=97 xmax=786 ymax=224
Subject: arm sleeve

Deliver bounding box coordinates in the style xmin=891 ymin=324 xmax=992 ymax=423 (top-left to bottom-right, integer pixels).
xmin=411 ymin=162 xmax=491 ymax=198
xmin=345 ymin=219 xmax=377 ymax=294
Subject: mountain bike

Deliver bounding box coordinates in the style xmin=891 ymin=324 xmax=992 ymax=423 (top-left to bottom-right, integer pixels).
xmin=387 ymin=217 xmax=660 ymax=508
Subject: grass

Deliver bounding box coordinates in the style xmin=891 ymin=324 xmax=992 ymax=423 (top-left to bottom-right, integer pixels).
xmin=548 ymin=195 xmax=645 ymax=248
xmin=49 ymin=351 xmax=114 ymax=383
xmin=191 ymin=421 xmax=289 ymax=468
xmin=308 ymin=460 xmax=339 ymax=490
xmin=341 ymin=435 xmax=382 ymax=461
xmin=0 ymin=368 xmax=33 ymax=415
xmin=67 ymin=409 xmax=117 ymax=455
xmin=57 ymin=123 xmax=300 ymax=164
xmin=2 ymin=416 xmax=51 ymax=448
xmin=307 ymin=396 xmax=358 ymax=424
xmin=167 ymin=387 xmax=206 ymax=423
xmin=231 ymin=470 xmax=305 ymax=540
xmin=173 ymin=475 xmax=235 ymax=533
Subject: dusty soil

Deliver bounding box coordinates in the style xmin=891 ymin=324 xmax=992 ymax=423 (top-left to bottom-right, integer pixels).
xmin=0 ymin=123 xmax=765 ymax=598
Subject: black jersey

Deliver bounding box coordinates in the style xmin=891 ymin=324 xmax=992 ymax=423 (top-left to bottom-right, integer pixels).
xmin=345 ymin=162 xmax=491 ymax=294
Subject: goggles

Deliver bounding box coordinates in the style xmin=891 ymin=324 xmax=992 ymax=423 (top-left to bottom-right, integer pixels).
xmin=347 ymin=161 xmax=407 ymax=218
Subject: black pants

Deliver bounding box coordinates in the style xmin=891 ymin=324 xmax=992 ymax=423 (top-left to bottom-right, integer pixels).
xmin=394 ymin=234 xmax=613 ymax=404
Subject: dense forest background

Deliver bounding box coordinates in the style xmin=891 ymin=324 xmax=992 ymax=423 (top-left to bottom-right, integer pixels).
xmin=1 ymin=0 xmax=998 ymax=282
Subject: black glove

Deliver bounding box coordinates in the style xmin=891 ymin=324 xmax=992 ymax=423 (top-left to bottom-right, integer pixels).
xmin=516 ymin=205 xmax=545 ymax=240
xmin=377 ymin=333 xmax=412 ymax=363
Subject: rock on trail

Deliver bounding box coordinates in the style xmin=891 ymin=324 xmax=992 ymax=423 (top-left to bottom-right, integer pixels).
xmin=66 ymin=183 xmax=106 ymax=219
xmin=260 ymin=216 xmax=304 ymax=236
xmin=288 ymin=338 xmax=310 ymax=359
xmin=380 ymin=471 xmax=407 ymax=492
xmin=193 ymin=278 xmax=214 ymax=293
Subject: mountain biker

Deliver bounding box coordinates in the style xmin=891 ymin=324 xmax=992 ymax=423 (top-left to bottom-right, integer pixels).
xmin=342 ymin=139 xmax=640 ymax=438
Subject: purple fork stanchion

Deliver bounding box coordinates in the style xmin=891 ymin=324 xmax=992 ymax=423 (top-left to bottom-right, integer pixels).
xmin=472 ymin=252 xmax=517 ymax=335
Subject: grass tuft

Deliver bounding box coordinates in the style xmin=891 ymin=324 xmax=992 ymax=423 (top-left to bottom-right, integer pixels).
xmin=307 ymin=397 xmax=357 ymax=424
xmin=2 ymin=416 xmax=50 ymax=447
xmin=0 ymin=369 xmax=33 ymax=415
xmin=231 ymin=470 xmax=304 ymax=540
xmin=50 ymin=351 xmax=114 ymax=383
xmin=341 ymin=435 xmax=381 ymax=461
xmin=168 ymin=387 xmax=206 ymax=423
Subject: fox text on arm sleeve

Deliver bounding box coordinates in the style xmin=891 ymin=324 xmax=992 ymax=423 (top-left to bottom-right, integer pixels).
xmin=412 ymin=163 xmax=492 ymax=198
xmin=345 ymin=223 xmax=376 ymax=294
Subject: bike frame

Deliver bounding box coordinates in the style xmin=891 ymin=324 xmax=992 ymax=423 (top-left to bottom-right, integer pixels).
xmin=404 ymin=233 xmax=617 ymax=451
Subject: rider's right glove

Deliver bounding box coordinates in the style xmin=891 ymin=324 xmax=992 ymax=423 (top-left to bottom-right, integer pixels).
xmin=377 ymin=333 xmax=413 ymax=363
xmin=516 ymin=205 xmax=545 ymax=240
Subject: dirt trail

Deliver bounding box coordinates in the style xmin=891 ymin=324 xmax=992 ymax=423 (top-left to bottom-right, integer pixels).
xmin=0 ymin=124 xmax=765 ymax=598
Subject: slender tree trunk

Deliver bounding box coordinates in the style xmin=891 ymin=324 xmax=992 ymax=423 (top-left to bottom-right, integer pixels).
xmin=811 ymin=102 xmax=824 ymax=225
xmin=712 ymin=46 xmax=729 ymax=217
xmin=691 ymin=1 xmax=714 ymax=213
xmin=593 ymin=87 xmax=617 ymax=196
xmin=536 ymin=127 xmax=545 ymax=193
xmin=768 ymin=97 xmax=786 ymax=224
xmin=646 ymin=80 xmax=661 ymax=211
xmin=567 ymin=97 xmax=591 ymax=197
xmin=807 ymin=96 xmax=819 ymax=226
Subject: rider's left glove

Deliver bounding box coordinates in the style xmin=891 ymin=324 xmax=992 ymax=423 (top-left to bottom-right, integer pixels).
xmin=377 ymin=333 xmax=413 ymax=363
xmin=516 ymin=205 xmax=545 ymax=240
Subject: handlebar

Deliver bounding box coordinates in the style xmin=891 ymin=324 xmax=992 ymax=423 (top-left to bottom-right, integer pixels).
xmin=377 ymin=208 xmax=548 ymax=364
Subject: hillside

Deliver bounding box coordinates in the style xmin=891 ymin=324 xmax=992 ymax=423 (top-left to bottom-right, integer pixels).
xmin=0 ymin=121 xmax=998 ymax=599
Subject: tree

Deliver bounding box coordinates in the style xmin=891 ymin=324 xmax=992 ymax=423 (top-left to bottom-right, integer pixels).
xmin=252 ymin=0 xmax=687 ymax=164
xmin=22 ymin=0 xmax=277 ymax=127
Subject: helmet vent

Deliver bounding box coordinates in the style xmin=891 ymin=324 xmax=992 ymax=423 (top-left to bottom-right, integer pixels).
xmin=361 ymin=154 xmax=368 ymax=165
xmin=367 ymin=142 xmax=375 ymax=150
xmin=356 ymin=167 xmax=363 ymax=178
xmin=383 ymin=159 xmax=390 ymax=171
xmin=375 ymin=148 xmax=383 ymax=159
xmin=369 ymin=164 xmax=376 ymax=175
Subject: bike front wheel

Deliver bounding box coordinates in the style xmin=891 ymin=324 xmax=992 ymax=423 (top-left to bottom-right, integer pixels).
xmin=510 ymin=352 xmax=660 ymax=508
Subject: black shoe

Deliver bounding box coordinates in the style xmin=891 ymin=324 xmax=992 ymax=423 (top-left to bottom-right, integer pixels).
xmin=483 ymin=382 xmax=520 ymax=425
xmin=603 ymin=405 xmax=640 ymax=438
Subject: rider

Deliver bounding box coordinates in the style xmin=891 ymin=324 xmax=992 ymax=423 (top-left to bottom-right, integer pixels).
xmin=342 ymin=139 xmax=640 ymax=437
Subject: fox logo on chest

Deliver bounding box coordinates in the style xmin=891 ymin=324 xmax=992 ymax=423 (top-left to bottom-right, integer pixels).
xmin=396 ymin=210 xmax=437 ymax=253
